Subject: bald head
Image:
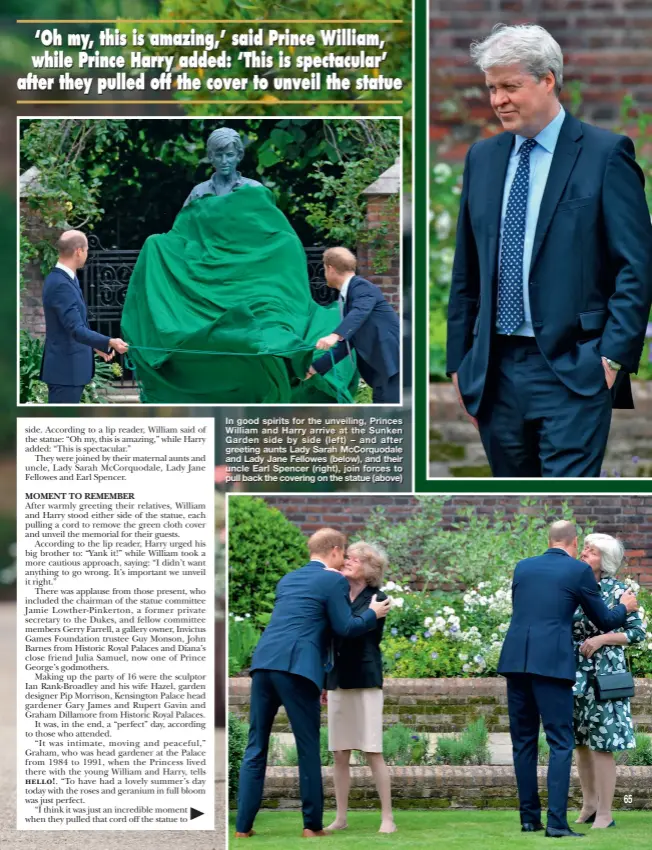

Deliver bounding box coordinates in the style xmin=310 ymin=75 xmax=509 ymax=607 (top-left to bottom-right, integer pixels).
xmin=56 ymin=230 xmax=88 ymax=272
xmin=548 ymin=520 xmax=578 ymax=557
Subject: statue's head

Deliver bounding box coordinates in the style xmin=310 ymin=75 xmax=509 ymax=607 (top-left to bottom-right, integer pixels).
xmin=206 ymin=127 xmax=245 ymax=178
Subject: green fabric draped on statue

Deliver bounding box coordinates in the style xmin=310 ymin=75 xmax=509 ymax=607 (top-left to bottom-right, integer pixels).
xmin=121 ymin=186 xmax=358 ymax=403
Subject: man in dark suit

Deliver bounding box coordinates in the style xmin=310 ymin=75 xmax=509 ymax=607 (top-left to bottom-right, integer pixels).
xmin=498 ymin=520 xmax=638 ymax=837
xmin=446 ymin=24 xmax=652 ymax=477
xmin=39 ymin=230 xmax=129 ymax=403
xmin=306 ymin=247 xmax=401 ymax=403
xmin=235 ymin=528 xmax=391 ymax=838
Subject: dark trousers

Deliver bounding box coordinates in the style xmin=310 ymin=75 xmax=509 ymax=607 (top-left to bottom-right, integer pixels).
xmin=506 ymin=673 xmax=574 ymax=831
xmin=477 ymin=336 xmax=612 ymax=477
xmin=236 ymin=670 xmax=322 ymax=833
xmin=47 ymin=384 xmax=85 ymax=404
xmin=371 ymin=372 xmax=400 ymax=404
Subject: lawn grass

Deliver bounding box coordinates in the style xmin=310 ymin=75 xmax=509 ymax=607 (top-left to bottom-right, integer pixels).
xmin=229 ymin=810 xmax=652 ymax=849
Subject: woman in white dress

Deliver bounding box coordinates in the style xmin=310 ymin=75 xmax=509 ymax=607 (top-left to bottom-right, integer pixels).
xmin=325 ymin=541 xmax=396 ymax=833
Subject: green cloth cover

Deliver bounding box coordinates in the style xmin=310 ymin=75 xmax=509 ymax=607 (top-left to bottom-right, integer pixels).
xmin=120 ymin=186 xmax=358 ymax=403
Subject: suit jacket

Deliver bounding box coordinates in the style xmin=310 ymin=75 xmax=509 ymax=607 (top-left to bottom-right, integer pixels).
xmin=250 ymin=560 xmax=378 ymax=692
xmin=497 ymin=548 xmax=628 ymax=682
xmin=447 ymin=112 xmax=652 ymax=417
xmin=40 ymin=267 xmax=111 ymax=387
xmin=312 ymin=275 xmax=400 ymax=386
xmin=326 ymin=586 xmax=387 ymax=690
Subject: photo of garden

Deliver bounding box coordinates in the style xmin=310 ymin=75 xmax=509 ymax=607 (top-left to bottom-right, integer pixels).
xmin=228 ymin=494 xmax=652 ymax=845
xmin=19 ymin=117 xmax=401 ymax=405
xmin=428 ymin=2 xmax=652 ymax=478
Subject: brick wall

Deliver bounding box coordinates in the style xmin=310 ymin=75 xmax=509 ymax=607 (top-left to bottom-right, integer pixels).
xmin=430 ymin=0 xmax=652 ymax=159
xmin=21 ymin=270 xmax=45 ymax=338
xmin=254 ymin=495 xmax=652 ymax=584
xmin=357 ymin=194 xmax=401 ymax=307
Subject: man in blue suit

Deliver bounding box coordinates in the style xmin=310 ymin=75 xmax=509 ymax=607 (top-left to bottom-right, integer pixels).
xmin=235 ymin=528 xmax=391 ymax=838
xmin=446 ymin=24 xmax=652 ymax=477
xmin=498 ymin=520 xmax=638 ymax=837
xmin=306 ymin=247 xmax=401 ymax=404
xmin=39 ymin=230 xmax=129 ymax=403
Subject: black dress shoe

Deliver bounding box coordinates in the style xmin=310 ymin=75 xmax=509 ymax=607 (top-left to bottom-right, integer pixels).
xmin=522 ymin=822 xmax=545 ymax=832
xmin=545 ymin=826 xmax=585 ymax=838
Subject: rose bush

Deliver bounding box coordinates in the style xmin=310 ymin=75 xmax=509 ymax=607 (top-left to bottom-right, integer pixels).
xmin=381 ymin=576 xmax=652 ymax=679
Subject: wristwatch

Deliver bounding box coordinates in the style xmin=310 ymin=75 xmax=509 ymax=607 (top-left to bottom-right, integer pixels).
xmin=604 ymin=358 xmax=622 ymax=371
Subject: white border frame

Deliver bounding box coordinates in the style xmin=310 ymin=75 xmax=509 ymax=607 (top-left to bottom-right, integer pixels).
xmin=17 ymin=115 xmax=405 ymax=409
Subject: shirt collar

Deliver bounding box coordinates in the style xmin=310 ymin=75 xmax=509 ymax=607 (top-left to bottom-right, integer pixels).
xmin=514 ymin=104 xmax=565 ymax=155
xmin=310 ymin=557 xmax=329 ymax=568
xmin=339 ymin=273 xmax=355 ymax=301
xmin=55 ymin=262 xmax=77 ymax=281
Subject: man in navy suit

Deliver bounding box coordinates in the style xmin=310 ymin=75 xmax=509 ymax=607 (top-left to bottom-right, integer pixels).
xmin=498 ymin=521 xmax=638 ymax=837
xmin=235 ymin=528 xmax=391 ymax=838
xmin=39 ymin=230 xmax=129 ymax=403
xmin=306 ymin=247 xmax=401 ymax=404
xmin=446 ymin=24 xmax=652 ymax=477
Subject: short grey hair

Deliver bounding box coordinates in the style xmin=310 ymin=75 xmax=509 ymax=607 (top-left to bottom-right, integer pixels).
xmin=206 ymin=127 xmax=244 ymax=161
xmin=584 ymin=533 xmax=625 ymax=578
xmin=347 ymin=541 xmax=388 ymax=588
xmin=470 ymin=24 xmax=564 ymax=96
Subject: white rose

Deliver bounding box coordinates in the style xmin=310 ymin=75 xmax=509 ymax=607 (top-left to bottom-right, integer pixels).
xmin=433 ymin=162 xmax=452 ymax=182
xmin=393 ymin=597 xmax=404 ymax=608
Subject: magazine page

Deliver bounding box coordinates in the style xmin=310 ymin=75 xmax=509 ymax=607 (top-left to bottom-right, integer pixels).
xmin=5 ymin=1 xmax=413 ymax=849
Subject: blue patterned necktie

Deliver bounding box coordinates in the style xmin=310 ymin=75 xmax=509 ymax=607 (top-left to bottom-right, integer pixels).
xmin=497 ymin=137 xmax=537 ymax=335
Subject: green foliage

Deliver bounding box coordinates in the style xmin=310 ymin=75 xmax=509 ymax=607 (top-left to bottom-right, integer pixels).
xmin=23 ymin=118 xmax=400 ymax=264
xmin=354 ymin=380 xmax=373 ymax=404
xmin=228 ymin=496 xmax=309 ymax=627
xmin=278 ymin=723 xmax=432 ymax=767
xmin=79 ymin=358 xmax=124 ymax=404
xmin=626 ymin=585 xmax=652 ymax=676
xmin=380 ymin=573 xmax=651 ymax=680
xmin=19 ymin=330 xmax=123 ymax=404
xmin=20 ymin=119 xmax=129 ymax=285
xmin=379 ymin=723 xmax=432 ymax=766
xmin=434 ymin=718 xmax=490 ymax=766
xmin=228 ymin=615 xmax=261 ymax=676
xmin=382 ymin=632 xmax=483 ymax=679
xmin=281 ymin=726 xmax=333 ymax=767
xmin=429 ymin=162 xmax=462 ymax=379
xmin=359 ymin=496 xmax=594 ymax=590
xmin=304 ymin=121 xmax=400 ymax=272
xmin=125 ymin=0 xmax=411 ymax=125
xmin=538 ymin=729 xmax=550 ymax=765
xmin=617 ymin=732 xmax=652 ymax=766
xmin=19 ymin=330 xmax=48 ymax=404
xmin=228 ymin=711 xmax=249 ymax=801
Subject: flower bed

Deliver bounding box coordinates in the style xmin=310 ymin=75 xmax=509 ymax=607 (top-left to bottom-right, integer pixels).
xmin=229 ymin=677 xmax=652 ymax=734
xmin=380 ymin=578 xmax=652 ymax=679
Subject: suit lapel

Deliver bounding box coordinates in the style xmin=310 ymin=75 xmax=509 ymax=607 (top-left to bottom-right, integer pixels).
xmin=343 ymin=276 xmax=357 ymax=315
xmin=529 ymin=113 xmax=583 ymax=272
